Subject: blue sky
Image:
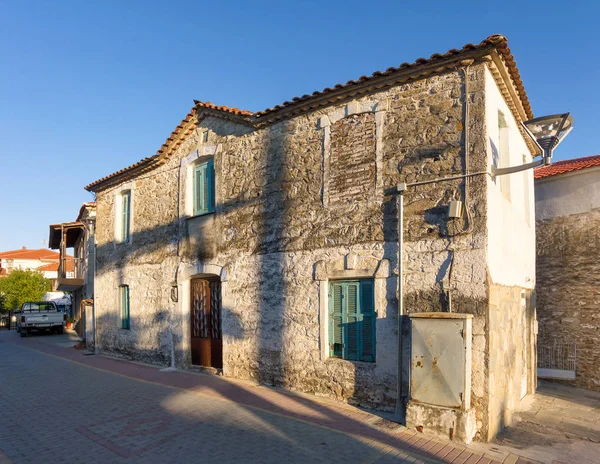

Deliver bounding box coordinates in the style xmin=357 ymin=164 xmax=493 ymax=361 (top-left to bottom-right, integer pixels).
xmin=0 ymin=0 xmax=598 ymax=250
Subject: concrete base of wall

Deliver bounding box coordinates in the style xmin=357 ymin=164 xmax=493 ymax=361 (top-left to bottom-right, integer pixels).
xmin=406 ymin=401 xmax=476 ymax=444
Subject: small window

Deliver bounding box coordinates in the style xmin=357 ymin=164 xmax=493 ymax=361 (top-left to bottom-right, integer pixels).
xmin=121 ymin=190 xmax=131 ymax=241
xmin=329 ymin=279 xmax=376 ymax=362
xmin=119 ymin=285 xmax=130 ymax=329
xmin=193 ymin=160 xmax=215 ymax=216
xmin=498 ymin=111 xmax=511 ymax=200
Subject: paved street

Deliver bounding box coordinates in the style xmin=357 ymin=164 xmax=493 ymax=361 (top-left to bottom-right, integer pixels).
xmin=489 ymin=381 xmax=600 ymax=464
xmin=0 ymin=331 xmax=525 ymax=464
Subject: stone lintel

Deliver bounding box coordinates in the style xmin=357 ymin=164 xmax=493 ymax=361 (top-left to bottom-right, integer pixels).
xmin=314 ymin=257 xmax=391 ymax=281
xmin=316 ymin=100 xmax=386 ymax=130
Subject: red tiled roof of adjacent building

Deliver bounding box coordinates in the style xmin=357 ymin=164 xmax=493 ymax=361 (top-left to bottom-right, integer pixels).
xmin=0 ymin=248 xmax=60 ymax=260
xmin=534 ymin=155 xmax=600 ymax=180
xmin=86 ymin=34 xmax=532 ymax=192
xmin=36 ymin=259 xmax=74 ymax=272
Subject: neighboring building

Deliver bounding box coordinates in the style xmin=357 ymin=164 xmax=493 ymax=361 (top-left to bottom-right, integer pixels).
xmin=0 ymin=247 xmax=74 ymax=283
xmin=535 ymin=155 xmax=600 ymax=392
xmin=48 ymin=202 xmax=96 ymax=340
xmin=85 ymin=35 xmax=538 ymax=442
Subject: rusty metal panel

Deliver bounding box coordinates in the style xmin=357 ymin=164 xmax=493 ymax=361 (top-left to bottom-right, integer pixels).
xmin=410 ymin=314 xmax=472 ymax=409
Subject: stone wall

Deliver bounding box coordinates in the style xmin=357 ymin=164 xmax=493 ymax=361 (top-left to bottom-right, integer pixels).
xmin=92 ymin=62 xmax=528 ymax=439
xmin=329 ymin=112 xmax=377 ymax=204
xmin=487 ymin=285 xmax=535 ymax=438
xmin=536 ymin=208 xmax=600 ymax=391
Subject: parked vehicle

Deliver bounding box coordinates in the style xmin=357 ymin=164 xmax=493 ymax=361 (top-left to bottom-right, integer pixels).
xmin=16 ymin=301 xmax=65 ymax=337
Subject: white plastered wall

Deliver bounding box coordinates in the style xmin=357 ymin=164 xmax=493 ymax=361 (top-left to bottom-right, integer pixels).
xmin=535 ymin=167 xmax=600 ymax=220
xmin=485 ymin=67 xmax=535 ymax=289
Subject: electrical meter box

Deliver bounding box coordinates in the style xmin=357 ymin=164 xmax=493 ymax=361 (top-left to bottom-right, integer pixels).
xmin=410 ymin=313 xmax=472 ymax=409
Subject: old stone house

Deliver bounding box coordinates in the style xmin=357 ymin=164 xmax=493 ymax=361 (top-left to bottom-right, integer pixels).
xmin=535 ymin=155 xmax=600 ymax=392
xmin=48 ymin=202 xmax=97 ymax=340
xmin=86 ymin=35 xmax=539 ymax=442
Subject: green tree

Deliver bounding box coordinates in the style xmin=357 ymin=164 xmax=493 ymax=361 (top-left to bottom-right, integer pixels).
xmin=0 ymin=269 xmax=51 ymax=311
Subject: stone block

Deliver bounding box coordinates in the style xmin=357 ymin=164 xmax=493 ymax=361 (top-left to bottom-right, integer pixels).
xmin=406 ymin=401 xmax=477 ymax=444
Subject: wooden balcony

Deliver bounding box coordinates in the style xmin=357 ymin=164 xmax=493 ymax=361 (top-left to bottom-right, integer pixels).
xmin=56 ymin=257 xmax=84 ymax=291
xmin=48 ymin=222 xmax=85 ymax=291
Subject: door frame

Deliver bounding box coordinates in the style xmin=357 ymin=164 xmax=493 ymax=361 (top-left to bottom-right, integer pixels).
xmin=189 ymin=276 xmax=222 ymax=368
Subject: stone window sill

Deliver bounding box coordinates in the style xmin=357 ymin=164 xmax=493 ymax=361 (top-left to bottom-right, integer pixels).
xmin=326 ymin=357 xmax=376 ymax=366
xmin=187 ymin=211 xmax=215 ymax=220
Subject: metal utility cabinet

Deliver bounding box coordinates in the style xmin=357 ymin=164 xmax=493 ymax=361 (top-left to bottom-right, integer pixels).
xmin=406 ymin=312 xmax=476 ymax=443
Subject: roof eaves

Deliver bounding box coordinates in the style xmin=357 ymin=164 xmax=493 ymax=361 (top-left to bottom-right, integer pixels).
xmin=84 ymin=34 xmax=534 ymax=192
xmin=253 ymin=34 xmax=532 ymax=124
xmin=85 ymin=110 xmax=198 ymax=192
xmin=76 ymin=202 xmax=96 ymax=222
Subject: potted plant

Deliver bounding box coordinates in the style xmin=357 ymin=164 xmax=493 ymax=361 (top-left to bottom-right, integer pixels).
xmin=65 ymin=317 xmax=74 ymax=329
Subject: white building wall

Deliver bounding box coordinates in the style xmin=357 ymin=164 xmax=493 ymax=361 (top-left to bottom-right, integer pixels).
xmin=1 ymin=258 xmax=58 ymax=279
xmin=535 ymin=167 xmax=600 ymax=220
xmin=485 ymin=67 xmax=535 ymax=289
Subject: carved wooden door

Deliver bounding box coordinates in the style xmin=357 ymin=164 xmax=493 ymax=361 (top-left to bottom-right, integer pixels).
xmin=190 ymin=278 xmax=222 ymax=368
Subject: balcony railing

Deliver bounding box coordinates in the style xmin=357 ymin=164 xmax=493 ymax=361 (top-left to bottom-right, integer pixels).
xmin=57 ymin=257 xmax=85 ymax=291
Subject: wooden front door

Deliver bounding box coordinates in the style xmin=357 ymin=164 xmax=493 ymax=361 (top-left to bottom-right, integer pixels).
xmin=190 ymin=278 xmax=222 ymax=368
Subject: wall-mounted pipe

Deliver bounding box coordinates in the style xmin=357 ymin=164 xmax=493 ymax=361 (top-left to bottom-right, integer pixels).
xmin=395 ymin=182 xmax=406 ymax=418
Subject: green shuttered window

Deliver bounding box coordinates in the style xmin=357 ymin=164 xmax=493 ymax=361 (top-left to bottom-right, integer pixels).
xmin=193 ymin=160 xmax=215 ymax=216
xmin=120 ymin=285 xmax=130 ymax=330
xmin=121 ymin=190 xmax=131 ymax=241
xmin=329 ymin=279 xmax=376 ymax=362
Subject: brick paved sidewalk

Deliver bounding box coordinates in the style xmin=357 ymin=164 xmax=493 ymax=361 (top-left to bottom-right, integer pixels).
xmin=2 ymin=332 xmax=534 ymax=464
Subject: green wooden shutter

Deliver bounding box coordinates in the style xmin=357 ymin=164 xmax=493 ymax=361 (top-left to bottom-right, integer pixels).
xmin=207 ymin=160 xmax=215 ymax=212
xmin=360 ymin=280 xmax=376 ymax=362
xmin=122 ymin=192 xmax=130 ymax=241
xmin=121 ymin=286 xmax=130 ymax=329
xmin=194 ymin=164 xmax=205 ymax=215
xmin=329 ymin=283 xmax=343 ymax=358
xmin=193 ymin=161 xmax=215 ymax=215
xmin=345 ymin=282 xmax=360 ymax=361
xmin=193 ymin=164 xmax=199 ymax=214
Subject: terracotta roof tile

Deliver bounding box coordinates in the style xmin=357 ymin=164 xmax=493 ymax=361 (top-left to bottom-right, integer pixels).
xmin=86 ymin=34 xmax=532 ymax=192
xmin=193 ymin=100 xmax=252 ymax=116
xmin=534 ymin=155 xmax=600 ymax=180
xmin=36 ymin=262 xmax=58 ymax=272
xmin=0 ymin=248 xmax=60 ymax=260
xmin=36 ymin=258 xmax=74 ymax=272
xmin=85 ymin=111 xmax=197 ymax=191
xmin=255 ymin=34 xmax=532 ymax=119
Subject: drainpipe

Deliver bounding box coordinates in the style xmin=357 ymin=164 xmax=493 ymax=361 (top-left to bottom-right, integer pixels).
xmin=93 ymin=238 xmax=99 ymax=355
xmin=395 ymin=182 xmax=406 ymax=418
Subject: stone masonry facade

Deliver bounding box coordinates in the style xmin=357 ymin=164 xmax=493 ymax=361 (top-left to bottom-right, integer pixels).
xmin=90 ymin=39 xmax=536 ymax=443
xmin=537 ymin=208 xmax=600 ymax=392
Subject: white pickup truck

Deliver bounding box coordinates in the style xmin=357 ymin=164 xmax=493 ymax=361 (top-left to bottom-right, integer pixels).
xmin=17 ymin=301 xmax=66 ymax=337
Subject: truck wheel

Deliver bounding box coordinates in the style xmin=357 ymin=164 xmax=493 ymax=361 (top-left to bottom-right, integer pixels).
xmin=57 ymin=328 xmax=64 ymax=335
